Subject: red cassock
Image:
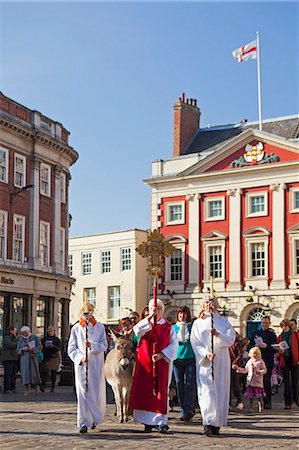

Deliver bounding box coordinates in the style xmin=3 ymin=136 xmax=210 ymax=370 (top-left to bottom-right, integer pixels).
xmin=129 ymin=321 xmax=171 ymax=414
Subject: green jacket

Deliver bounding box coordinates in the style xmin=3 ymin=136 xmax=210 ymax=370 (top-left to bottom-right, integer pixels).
xmin=2 ymin=334 xmax=19 ymax=361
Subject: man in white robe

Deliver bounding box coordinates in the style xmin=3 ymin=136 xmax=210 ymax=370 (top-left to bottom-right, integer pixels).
xmin=68 ymin=303 xmax=107 ymax=433
xmin=191 ymin=297 xmax=235 ymax=436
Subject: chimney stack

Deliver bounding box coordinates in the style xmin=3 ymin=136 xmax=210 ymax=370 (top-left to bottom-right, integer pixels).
xmin=173 ymin=93 xmax=200 ymax=157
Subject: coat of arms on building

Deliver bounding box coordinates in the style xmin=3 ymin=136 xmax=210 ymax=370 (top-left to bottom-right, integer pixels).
xmin=230 ymin=142 xmax=280 ymax=168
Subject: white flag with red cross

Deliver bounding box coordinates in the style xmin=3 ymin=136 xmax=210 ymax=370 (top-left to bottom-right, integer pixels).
xmin=232 ymin=40 xmax=257 ymax=62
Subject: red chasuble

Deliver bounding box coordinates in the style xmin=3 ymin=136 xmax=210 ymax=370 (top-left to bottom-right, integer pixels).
xmin=129 ymin=320 xmax=171 ymax=414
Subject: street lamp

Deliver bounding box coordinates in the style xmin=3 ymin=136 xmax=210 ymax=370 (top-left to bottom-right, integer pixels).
xmin=9 ymin=184 xmax=34 ymax=204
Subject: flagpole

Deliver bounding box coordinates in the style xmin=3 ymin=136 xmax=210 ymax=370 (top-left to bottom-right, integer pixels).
xmin=256 ymin=31 xmax=262 ymax=131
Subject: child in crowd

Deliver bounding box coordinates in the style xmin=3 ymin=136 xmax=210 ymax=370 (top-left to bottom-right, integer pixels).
xmin=233 ymin=346 xmax=267 ymax=413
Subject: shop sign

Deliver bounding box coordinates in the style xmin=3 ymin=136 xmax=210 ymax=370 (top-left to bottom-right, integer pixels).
xmin=1 ymin=276 xmax=14 ymax=285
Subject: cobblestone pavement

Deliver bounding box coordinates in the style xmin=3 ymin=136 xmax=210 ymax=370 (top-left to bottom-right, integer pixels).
xmin=0 ymin=383 xmax=298 ymax=450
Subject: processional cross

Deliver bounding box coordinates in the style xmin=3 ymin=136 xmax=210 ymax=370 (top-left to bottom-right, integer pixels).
xmin=136 ymin=229 xmax=176 ymax=396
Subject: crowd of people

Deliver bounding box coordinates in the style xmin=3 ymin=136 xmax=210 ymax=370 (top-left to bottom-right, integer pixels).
xmin=2 ymin=301 xmax=299 ymax=438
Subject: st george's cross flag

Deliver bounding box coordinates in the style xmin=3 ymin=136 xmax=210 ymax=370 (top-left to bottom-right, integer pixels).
xmin=232 ymin=40 xmax=257 ymax=62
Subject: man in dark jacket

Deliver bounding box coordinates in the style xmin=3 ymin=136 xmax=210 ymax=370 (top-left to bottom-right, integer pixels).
xmin=2 ymin=326 xmax=19 ymax=393
xmin=248 ymin=316 xmax=276 ymax=408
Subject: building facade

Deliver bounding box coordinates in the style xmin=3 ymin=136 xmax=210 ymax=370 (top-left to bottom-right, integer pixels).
xmin=145 ymin=94 xmax=299 ymax=337
xmin=69 ymin=229 xmax=149 ymax=324
xmin=0 ymin=92 xmax=78 ymax=345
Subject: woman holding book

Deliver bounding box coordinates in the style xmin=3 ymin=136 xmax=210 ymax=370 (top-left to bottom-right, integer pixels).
xmin=277 ymin=319 xmax=299 ymax=409
xmin=17 ymin=326 xmax=42 ymax=397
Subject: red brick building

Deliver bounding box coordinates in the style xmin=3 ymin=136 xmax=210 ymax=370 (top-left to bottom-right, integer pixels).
xmin=0 ymin=92 xmax=78 ymax=344
xmin=145 ymin=94 xmax=299 ymax=337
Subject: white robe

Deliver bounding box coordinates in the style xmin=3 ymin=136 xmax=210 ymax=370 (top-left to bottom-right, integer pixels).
xmin=190 ymin=313 xmax=235 ymax=427
xmin=132 ymin=317 xmax=178 ymax=426
xmin=68 ymin=321 xmax=107 ymax=428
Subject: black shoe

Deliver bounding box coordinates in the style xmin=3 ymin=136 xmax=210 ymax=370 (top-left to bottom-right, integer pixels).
xmin=203 ymin=425 xmax=213 ymax=437
xmin=144 ymin=425 xmax=153 ymax=433
xmin=158 ymin=425 xmax=169 ymax=434
xmin=211 ymin=426 xmax=220 ymax=435
xmin=40 ymin=386 xmax=45 ymax=393
xmin=264 ymin=404 xmax=272 ymax=410
xmin=79 ymin=425 xmax=88 ymax=433
xmin=183 ymin=412 xmax=195 ymax=421
xmin=91 ymin=422 xmax=96 ymax=429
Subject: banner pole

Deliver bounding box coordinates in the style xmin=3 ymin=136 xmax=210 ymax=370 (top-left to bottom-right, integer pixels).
xmin=256 ymin=31 xmax=262 ymax=131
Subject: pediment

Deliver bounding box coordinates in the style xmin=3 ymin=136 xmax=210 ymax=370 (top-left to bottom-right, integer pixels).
xmin=201 ymin=231 xmax=228 ymax=241
xmin=179 ymin=129 xmax=299 ymax=177
xmin=243 ymin=227 xmax=270 ymax=237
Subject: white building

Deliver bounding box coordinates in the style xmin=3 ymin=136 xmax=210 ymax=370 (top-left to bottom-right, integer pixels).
xmin=69 ymin=229 xmax=149 ymax=324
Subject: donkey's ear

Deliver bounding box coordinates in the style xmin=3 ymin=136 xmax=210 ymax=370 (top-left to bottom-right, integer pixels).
xmin=109 ymin=327 xmax=120 ymax=342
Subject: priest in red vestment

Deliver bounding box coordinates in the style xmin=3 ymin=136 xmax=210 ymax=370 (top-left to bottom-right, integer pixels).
xmin=129 ymin=298 xmax=178 ymax=433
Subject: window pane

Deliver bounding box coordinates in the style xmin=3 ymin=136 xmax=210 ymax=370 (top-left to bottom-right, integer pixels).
xmin=251 ymin=243 xmax=265 ymax=276
xmin=0 ymin=149 xmax=7 ymax=182
xmin=209 ymin=200 xmax=222 ymax=218
xmin=82 ymin=252 xmax=92 ymax=275
xmin=121 ymin=248 xmax=131 ymax=271
xmin=13 ymin=216 xmax=24 ymax=262
xmin=295 ymin=192 xmax=299 ymax=210
xmin=108 ymin=286 xmax=120 ymax=319
xmin=84 ymin=288 xmax=96 ymax=307
xmin=40 ymin=222 xmax=50 ymax=267
xmin=296 ymin=240 xmax=299 ymax=275
xmin=14 ymin=156 xmax=25 ymax=187
xmin=170 ymin=249 xmax=182 ymax=281
xmin=68 ymin=254 xmax=73 ymax=276
xmin=0 ymin=211 xmax=6 ymax=260
xmin=169 ymin=204 xmax=182 ymax=222
xmin=251 ymin=196 xmax=265 ymax=213
xmin=209 ymin=246 xmax=222 ymax=278
xmin=101 ymin=250 xmax=111 ymax=273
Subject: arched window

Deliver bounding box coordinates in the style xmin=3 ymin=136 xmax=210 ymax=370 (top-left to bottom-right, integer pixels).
xmin=246 ymin=307 xmax=266 ymax=339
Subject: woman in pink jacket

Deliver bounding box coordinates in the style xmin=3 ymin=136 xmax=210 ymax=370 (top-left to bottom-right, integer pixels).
xmin=233 ymin=346 xmax=267 ymax=413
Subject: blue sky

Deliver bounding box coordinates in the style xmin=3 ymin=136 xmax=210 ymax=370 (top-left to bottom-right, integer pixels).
xmin=1 ymin=1 xmax=298 ymax=237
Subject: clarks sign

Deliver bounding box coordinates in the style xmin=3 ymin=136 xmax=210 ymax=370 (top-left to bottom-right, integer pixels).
xmin=230 ymin=143 xmax=280 ymax=168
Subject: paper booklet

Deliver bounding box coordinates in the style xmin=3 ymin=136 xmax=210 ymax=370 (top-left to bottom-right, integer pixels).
xmin=28 ymin=340 xmax=36 ymax=349
xmin=271 ymin=341 xmax=289 ymax=351
xmin=254 ymin=336 xmax=264 ymax=346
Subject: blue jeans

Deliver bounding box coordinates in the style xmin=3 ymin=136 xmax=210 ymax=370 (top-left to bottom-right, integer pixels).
xmin=173 ymin=358 xmax=196 ymax=415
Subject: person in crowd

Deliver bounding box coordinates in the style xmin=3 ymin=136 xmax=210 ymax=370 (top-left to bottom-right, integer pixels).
xmin=248 ymin=316 xmax=276 ymax=409
xmin=129 ymin=311 xmax=140 ymax=326
xmin=41 ymin=325 xmax=62 ymax=392
xmin=118 ymin=317 xmax=138 ymax=352
xmin=190 ymin=297 xmax=235 ymax=437
xmin=140 ymin=306 xmax=149 ymax=320
xmin=17 ymin=326 xmax=42 ymax=397
xmin=2 ymin=326 xmax=19 ymax=393
xmin=129 ymin=298 xmax=178 ymax=434
xmin=240 ymin=337 xmax=250 ymax=393
xmin=173 ymin=306 xmax=196 ymax=421
xmin=277 ymin=319 xmax=299 ymax=409
xmin=68 ymin=302 xmax=107 ymax=433
xmin=290 ymin=319 xmax=298 ymax=332
xmin=229 ymin=332 xmax=244 ymax=410
xmin=271 ymin=354 xmax=280 ymax=394
xmin=233 ymin=346 xmax=267 ymax=413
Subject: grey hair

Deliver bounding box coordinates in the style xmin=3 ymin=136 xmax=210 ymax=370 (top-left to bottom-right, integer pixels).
xmin=148 ymin=298 xmax=165 ymax=314
xmin=20 ymin=326 xmax=31 ymax=334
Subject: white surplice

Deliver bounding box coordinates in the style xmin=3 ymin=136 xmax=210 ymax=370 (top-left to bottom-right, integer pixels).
xmin=132 ymin=317 xmax=178 ymax=426
xmin=68 ymin=321 xmax=107 ymax=428
xmin=190 ymin=313 xmax=235 ymax=427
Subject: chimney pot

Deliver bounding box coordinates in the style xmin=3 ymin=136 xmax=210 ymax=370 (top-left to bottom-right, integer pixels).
xmin=182 ymin=93 xmax=185 ymax=103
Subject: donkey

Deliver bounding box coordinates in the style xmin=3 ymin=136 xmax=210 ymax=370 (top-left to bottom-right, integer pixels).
xmin=104 ymin=328 xmax=135 ymax=423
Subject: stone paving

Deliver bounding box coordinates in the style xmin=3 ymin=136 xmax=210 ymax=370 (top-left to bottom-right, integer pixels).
xmin=0 ymin=382 xmax=298 ymax=450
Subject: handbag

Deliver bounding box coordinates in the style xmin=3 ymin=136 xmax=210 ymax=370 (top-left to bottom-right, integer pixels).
xmin=37 ymin=351 xmax=44 ymax=363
